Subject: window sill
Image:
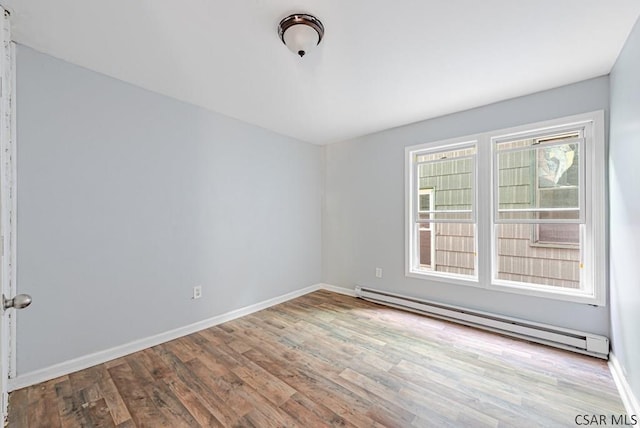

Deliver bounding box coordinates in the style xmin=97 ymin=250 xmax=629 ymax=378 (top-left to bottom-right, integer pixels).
xmin=489 ymin=279 xmax=603 ymax=306
xmin=528 ymin=241 xmax=580 ymax=250
xmin=406 ymin=269 xmax=604 ymax=306
xmin=406 ymin=269 xmax=480 ymax=288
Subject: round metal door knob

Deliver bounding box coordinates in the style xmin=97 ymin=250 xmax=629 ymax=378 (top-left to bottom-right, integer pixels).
xmin=3 ymin=294 xmax=32 ymax=310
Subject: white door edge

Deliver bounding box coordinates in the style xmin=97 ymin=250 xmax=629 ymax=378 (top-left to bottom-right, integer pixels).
xmin=7 ymin=40 xmax=16 ymax=383
xmin=0 ymin=6 xmax=15 ymax=420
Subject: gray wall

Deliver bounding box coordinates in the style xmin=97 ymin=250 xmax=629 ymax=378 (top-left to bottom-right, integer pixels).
xmin=16 ymin=45 xmax=322 ymax=374
xmin=323 ymin=76 xmax=610 ymax=335
xmin=610 ymin=18 xmax=640 ymax=407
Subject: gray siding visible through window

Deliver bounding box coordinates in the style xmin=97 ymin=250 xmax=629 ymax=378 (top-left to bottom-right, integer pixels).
xmin=418 ymin=151 xmax=475 ymax=275
xmin=417 ymin=142 xmax=580 ymax=288
xmin=495 ymin=136 xmax=581 ymax=289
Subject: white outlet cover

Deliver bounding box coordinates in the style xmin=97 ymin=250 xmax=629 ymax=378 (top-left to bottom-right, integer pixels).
xmin=193 ymin=286 xmax=202 ymax=299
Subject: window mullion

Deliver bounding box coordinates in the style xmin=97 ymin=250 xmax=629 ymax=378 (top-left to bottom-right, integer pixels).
xmin=477 ymin=134 xmax=491 ymax=287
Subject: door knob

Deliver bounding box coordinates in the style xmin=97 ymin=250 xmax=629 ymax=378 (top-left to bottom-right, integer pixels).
xmin=3 ymin=294 xmax=32 ymax=310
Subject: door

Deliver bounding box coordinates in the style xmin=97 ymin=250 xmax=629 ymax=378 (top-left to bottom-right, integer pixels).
xmin=0 ymin=6 xmax=11 ymax=417
xmin=0 ymin=8 xmax=26 ymax=420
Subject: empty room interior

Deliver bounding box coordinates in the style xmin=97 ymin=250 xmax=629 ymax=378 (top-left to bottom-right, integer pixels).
xmin=0 ymin=1 xmax=639 ymax=427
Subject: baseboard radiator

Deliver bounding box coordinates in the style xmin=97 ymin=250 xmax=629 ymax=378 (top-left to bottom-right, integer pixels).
xmin=355 ymin=286 xmax=609 ymax=359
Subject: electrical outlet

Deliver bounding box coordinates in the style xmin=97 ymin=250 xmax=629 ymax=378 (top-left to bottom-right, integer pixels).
xmin=193 ymin=285 xmax=202 ymax=299
xmin=375 ymin=267 xmax=383 ymax=278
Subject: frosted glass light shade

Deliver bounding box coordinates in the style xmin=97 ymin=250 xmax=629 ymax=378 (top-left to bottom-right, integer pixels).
xmin=278 ymin=14 xmax=324 ymax=58
xmin=283 ymin=24 xmax=319 ymax=57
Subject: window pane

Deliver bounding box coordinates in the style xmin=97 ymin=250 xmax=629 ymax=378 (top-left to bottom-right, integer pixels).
xmin=419 ymin=192 xmax=431 ymax=211
xmin=496 ymin=136 xmax=582 ymax=223
xmin=539 ymin=187 xmax=578 ymax=209
xmin=537 ymin=143 xmax=579 ymax=189
xmin=419 ymin=227 xmax=433 ymax=267
xmin=417 ymin=223 xmax=476 ymax=277
xmin=412 ymin=144 xmax=477 ymax=279
xmin=417 ymin=147 xmax=475 ymax=223
xmin=536 ymin=223 xmax=580 ymax=245
xmin=495 ymin=223 xmax=582 ymax=289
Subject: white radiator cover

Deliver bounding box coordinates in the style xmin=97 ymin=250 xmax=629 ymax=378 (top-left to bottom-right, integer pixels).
xmin=355 ymin=286 xmax=609 ymax=359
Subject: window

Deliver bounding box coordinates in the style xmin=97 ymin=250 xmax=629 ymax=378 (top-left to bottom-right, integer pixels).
xmin=494 ymin=128 xmax=584 ymax=291
xmin=418 ymin=188 xmax=435 ymax=268
xmin=407 ymin=142 xmax=477 ymax=281
xmin=406 ymin=111 xmax=605 ymax=305
xmin=531 ymin=133 xmax=581 ymax=247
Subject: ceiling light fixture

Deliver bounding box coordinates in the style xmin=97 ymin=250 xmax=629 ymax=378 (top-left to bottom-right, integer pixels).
xmin=278 ymin=13 xmax=324 ymax=58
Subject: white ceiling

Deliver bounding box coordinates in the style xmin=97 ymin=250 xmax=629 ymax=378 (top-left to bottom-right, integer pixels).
xmin=6 ymin=1 xmax=640 ymax=144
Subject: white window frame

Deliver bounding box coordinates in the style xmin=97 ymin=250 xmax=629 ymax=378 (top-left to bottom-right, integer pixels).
xmin=405 ymin=111 xmax=606 ymax=305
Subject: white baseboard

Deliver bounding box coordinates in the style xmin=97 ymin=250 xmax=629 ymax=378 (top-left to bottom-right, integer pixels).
xmin=9 ymin=283 xmax=354 ymax=391
xmin=609 ymin=353 xmax=640 ymax=417
xmin=317 ymin=283 xmax=357 ymax=297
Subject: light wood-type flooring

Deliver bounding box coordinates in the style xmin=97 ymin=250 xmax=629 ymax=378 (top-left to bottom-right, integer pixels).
xmin=8 ymin=290 xmax=625 ymax=427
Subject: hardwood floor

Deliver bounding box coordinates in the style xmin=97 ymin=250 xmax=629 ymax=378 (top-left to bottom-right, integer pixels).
xmin=8 ymin=290 xmax=625 ymax=427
